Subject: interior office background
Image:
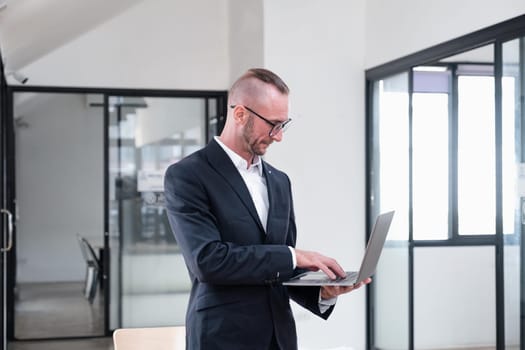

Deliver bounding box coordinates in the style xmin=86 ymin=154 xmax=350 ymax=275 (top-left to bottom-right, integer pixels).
xmin=1 ymin=0 xmax=525 ymax=349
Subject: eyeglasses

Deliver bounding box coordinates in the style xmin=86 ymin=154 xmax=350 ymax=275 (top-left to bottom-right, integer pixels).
xmin=230 ymin=105 xmax=292 ymax=137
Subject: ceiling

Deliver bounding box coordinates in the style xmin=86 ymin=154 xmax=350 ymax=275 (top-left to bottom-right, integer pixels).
xmin=0 ymin=0 xmax=143 ymax=71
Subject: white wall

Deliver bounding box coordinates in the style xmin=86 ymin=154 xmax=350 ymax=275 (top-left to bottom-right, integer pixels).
xmin=365 ymin=0 xmax=525 ymax=68
xmin=0 ymin=0 xmax=144 ymax=71
xmin=20 ymin=0 xmax=230 ymax=90
xmin=263 ymin=1 xmax=368 ymax=349
xmin=228 ymin=0 xmax=264 ymax=85
xmin=15 ymin=93 xmax=104 ymax=282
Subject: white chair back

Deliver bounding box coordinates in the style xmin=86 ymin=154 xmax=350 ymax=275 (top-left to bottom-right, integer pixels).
xmin=113 ymin=326 xmax=186 ymax=350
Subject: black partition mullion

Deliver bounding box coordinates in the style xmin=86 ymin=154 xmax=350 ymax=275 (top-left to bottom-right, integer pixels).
xmin=204 ymin=98 xmax=210 ymax=143
xmin=517 ymin=37 xmax=525 ymax=350
xmin=450 ymin=64 xmax=459 ymax=241
xmin=115 ymin=103 xmax=124 ymax=331
xmin=102 ymin=94 xmax=110 ymax=336
xmin=365 ymin=79 xmax=374 ymax=350
xmin=407 ymin=69 xmax=414 ymax=350
xmin=0 ymin=48 xmax=6 ymax=350
xmin=217 ymin=95 xmax=227 ymax=135
xmin=494 ymin=40 xmax=505 ymax=350
xmin=365 ymin=78 xmax=381 ymax=349
xmin=4 ymin=89 xmax=15 ymax=342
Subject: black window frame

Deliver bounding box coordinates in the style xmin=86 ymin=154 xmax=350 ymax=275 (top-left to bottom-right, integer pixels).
xmin=366 ymin=14 xmax=525 ymax=350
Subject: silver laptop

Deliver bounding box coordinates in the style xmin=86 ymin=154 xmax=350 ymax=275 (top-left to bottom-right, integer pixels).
xmin=283 ymin=211 xmax=395 ymax=286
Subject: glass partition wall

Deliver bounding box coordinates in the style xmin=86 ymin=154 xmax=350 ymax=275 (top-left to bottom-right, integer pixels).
xmin=368 ymin=72 xmax=411 ymax=349
xmin=11 ymin=92 xmax=106 ymax=340
xmin=4 ymin=87 xmax=226 ymax=341
xmin=502 ymin=37 xmax=523 ymax=350
xmin=366 ymin=15 xmax=525 ymax=350
xmin=108 ymin=95 xmax=222 ymax=329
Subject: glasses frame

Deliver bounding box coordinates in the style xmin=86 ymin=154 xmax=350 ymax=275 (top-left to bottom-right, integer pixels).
xmin=230 ymin=104 xmax=292 ymax=137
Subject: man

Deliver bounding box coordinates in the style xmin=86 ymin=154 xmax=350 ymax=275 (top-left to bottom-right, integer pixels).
xmin=164 ymin=68 xmax=369 ymax=349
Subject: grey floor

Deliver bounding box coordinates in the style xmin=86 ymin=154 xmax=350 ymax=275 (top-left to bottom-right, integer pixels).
xmin=8 ymin=281 xmax=112 ymax=350
xmin=9 ymin=338 xmax=113 ymax=350
xmin=6 ymin=282 xmax=520 ymax=350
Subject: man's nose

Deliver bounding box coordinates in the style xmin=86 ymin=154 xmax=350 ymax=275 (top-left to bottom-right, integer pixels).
xmin=271 ymin=130 xmax=283 ymax=142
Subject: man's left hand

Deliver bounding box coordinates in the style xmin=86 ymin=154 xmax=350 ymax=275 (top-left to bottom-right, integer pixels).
xmin=320 ymin=277 xmax=372 ymax=300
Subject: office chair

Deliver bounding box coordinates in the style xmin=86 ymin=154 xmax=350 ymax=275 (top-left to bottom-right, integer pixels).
xmin=113 ymin=326 xmax=186 ymax=350
xmin=76 ymin=234 xmax=101 ymax=304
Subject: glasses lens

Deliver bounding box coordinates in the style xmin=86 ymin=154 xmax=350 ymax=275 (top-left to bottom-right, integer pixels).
xmin=270 ymin=125 xmax=282 ymax=137
xmin=269 ymin=119 xmax=291 ymax=137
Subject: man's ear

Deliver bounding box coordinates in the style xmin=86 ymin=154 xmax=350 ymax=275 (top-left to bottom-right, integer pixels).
xmin=232 ymin=105 xmax=247 ymax=125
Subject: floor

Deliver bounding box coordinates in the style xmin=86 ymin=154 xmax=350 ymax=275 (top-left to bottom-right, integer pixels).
xmin=9 ymin=281 xmax=110 ymax=350
xmin=9 ymin=338 xmax=113 ymax=350
xmin=5 ymin=282 xmax=521 ymax=350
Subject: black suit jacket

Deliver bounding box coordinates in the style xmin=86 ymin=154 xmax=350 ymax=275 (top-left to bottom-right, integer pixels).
xmin=164 ymin=139 xmax=333 ymax=349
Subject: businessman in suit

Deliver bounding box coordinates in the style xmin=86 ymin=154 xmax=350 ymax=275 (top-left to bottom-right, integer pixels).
xmin=164 ymin=68 xmax=370 ymax=349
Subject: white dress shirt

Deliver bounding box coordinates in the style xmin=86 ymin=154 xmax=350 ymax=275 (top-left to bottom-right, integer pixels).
xmin=214 ymin=137 xmax=335 ymax=311
xmin=215 ymin=137 xmax=269 ymax=230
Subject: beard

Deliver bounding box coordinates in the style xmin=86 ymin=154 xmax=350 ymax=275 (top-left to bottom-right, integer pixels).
xmin=242 ymin=116 xmax=270 ymax=157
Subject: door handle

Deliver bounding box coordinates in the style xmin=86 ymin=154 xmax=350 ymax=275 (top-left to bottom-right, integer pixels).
xmin=1 ymin=208 xmax=13 ymax=252
xmin=522 ymin=200 xmax=525 ymax=225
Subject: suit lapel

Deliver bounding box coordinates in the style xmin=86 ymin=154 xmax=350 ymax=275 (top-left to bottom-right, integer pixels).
xmin=262 ymin=161 xmax=281 ymax=244
xmin=205 ymin=140 xmax=266 ymax=235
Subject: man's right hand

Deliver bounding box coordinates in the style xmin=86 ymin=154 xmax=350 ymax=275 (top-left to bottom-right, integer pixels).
xmin=294 ymin=249 xmax=346 ymax=280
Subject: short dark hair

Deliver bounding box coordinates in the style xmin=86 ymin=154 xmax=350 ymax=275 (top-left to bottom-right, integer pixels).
xmin=235 ymin=68 xmax=289 ymax=95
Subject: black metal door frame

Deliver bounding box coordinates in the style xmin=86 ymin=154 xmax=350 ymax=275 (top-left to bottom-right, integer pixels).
xmin=1 ymin=49 xmax=16 ymax=348
xmin=0 ymin=44 xmax=6 ymax=350
xmin=5 ymin=85 xmax=227 ymax=340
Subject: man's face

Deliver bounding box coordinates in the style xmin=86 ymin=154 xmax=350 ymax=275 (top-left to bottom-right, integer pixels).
xmin=241 ymin=91 xmax=289 ymax=157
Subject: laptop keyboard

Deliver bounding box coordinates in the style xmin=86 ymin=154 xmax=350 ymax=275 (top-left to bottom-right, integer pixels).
xmin=298 ymin=271 xmax=359 ymax=284
xmin=336 ymin=271 xmax=358 ymax=282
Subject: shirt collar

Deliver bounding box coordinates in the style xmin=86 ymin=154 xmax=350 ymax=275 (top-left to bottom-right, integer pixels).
xmin=214 ymin=136 xmax=263 ymax=176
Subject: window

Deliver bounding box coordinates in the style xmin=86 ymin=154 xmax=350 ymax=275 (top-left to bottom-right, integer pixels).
xmin=411 ymin=62 xmax=518 ymax=240
xmin=457 ymin=73 xmax=496 ymax=235
xmin=366 ymin=15 xmax=525 ymax=350
xmin=412 ymin=67 xmax=450 ymax=240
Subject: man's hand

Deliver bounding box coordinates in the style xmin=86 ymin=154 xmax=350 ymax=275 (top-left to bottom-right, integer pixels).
xmin=320 ymin=278 xmax=372 ymax=299
xmin=295 ymin=249 xmax=346 ymax=280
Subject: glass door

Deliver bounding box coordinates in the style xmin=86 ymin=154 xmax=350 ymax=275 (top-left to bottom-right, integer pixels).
xmin=368 ymin=72 xmax=411 ymax=349
xmin=502 ymin=36 xmax=524 ymax=350
xmin=108 ymin=95 xmax=224 ymax=330
xmin=10 ymin=92 xmax=106 ymax=340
